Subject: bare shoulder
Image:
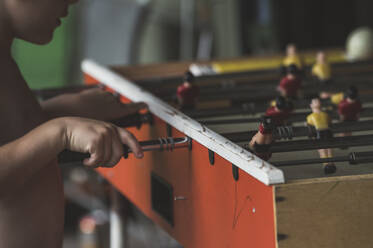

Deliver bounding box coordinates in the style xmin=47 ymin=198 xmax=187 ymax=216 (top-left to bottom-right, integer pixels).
xmin=0 ymin=56 xmax=46 ymax=143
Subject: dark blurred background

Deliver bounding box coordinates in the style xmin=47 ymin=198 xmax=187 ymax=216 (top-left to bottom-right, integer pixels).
xmin=14 ymin=0 xmax=373 ymax=89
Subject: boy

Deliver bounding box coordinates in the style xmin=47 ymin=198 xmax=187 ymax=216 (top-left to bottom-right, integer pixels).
xmin=0 ymin=0 xmax=146 ymax=247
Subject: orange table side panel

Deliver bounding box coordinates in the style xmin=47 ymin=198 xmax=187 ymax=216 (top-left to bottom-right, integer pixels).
xmin=85 ymin=74 xmax=277 ymax=248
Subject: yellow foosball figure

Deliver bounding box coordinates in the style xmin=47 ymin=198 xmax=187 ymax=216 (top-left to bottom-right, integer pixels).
xmin=306 ymin=98 xmax=336 ymax=174
xmin=283 ymin=44 xmax=303 ymax=69
xmin=312 ymin=51 xmax=331 ymax=83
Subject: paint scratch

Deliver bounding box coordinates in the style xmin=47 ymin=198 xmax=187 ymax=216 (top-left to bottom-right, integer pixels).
xmin=232 ymin=182 xmax=253 ymax=229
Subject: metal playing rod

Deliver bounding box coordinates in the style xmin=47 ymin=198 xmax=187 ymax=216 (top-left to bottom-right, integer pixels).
xmin=224 ymin=119 xmax=373 ymax=142
xmin=246 ymin=134 xmax=373 ymax=153
xmin=136 ymin=59 xmax=373 ymax=88
xmin=203 ymin=107 xmax=373 ymax=127
xmin=188 ymin=95 xmax=373 ymax=119
xmin=58 ymin=137 xmax=190 ymax=164
xmin=272 ymin=151 xmax=373 ymax=167
xmin=149 ymin=69 xmax=373 ymax=101
xmin=189 ymin=85 xmax=373 ymax=104
xmin=159 ymin=77 xmax=373 ymax=101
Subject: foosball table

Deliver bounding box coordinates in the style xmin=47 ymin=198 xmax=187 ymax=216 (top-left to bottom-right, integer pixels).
xmin=79 ymin=50 xmax=373 ymax=248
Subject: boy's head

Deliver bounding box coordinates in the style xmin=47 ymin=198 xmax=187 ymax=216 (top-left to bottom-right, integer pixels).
xmin=1 ymin=0 xmax=78 ymax=44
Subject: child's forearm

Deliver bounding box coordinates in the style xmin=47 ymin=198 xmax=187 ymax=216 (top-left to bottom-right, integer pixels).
xmin=0 ymin=119 xmax=65 ymax=195
xmin=41 ymin=93 xmax=78 ymax=119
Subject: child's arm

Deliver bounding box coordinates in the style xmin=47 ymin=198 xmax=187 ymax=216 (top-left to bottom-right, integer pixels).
xmin=41 ymin=88 xmax=147 ymax=121
xmin=0 ymin=117 xmax=142 ymax=196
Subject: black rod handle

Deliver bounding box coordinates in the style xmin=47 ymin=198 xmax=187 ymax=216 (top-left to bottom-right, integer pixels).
xmin=111 ymin=112 xmax=153 ymax=129
xmin=58 ymin=137 xmax=189 ymax=165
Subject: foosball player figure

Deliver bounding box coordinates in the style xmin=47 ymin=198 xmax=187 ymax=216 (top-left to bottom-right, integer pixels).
xmin=249 ymin=116 xmax=275 ymax=161
xmin=338 ymin=86 xmax=362 ymax=136
xmin=177 ymin=71 xmax=200 ymax=110
xmin=283 ymin=43 xmax=303 ymax=69
xmin=312 ymin=51 xmax=332 ymax=84
xmin=277 ymin=64 xmax=302 ymax=99
xmin=265 ymin=96 xmax=293 ymax=126
xmin=320 ymin=86 xmax=361 ymax=107
xmin=306 ymin=98 xmax=336 ymax=174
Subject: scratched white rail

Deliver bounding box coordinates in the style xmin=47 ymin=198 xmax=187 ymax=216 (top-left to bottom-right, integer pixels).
xmin=82 ymin=60 xmax=285 ymax=185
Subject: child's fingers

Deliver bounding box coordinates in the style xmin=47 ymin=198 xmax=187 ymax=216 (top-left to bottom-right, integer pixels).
xmin=102 ymin=128 xmax=113 ymax=166
xmin=83 ymin=131 xmax=106 ymax=167
xmin=105 ymin=128 xmax=124 ymax=167
xmin=116 ymin=128 xmax=143 ymax=158
xmin=121 ymin=102 xmax=148 ymax=114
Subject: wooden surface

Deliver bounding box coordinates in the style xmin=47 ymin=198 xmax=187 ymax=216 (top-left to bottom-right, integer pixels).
xmin=275 ymin=175 xmax=373 ymax=248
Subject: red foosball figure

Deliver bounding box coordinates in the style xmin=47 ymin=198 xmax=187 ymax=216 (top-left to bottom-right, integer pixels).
xmin=249 ymin=116 xmax=275 ymax=161
xmin=265 ymin=96 xmax=293 ymax=126
xmin=177 ymin=71 xmax=200 ymax=110
xmin=306 ymin=98 xmax=336 ymax=174
xmin=338 ymin=86 xmax=362 ymax=121
xmin=338 ymin=86 xmax=362 ymax=136
xmin=277 ymin=64 xmax=302 ymax=99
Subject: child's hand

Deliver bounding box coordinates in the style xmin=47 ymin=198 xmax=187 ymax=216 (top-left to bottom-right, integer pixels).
xmin=75 ymin=88 xmax=148 ymax=121
xmin=60 ymin=117 xmax=143 ymax=168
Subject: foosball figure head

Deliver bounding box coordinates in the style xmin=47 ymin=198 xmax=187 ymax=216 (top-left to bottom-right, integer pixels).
xmin=286 ymin=64 xmax=300 ymax=79
xmin=286 ymin=43 xmax=297 ymax=57
xmin=278 ymin=96 xmax=294 ymax=111
xmin=316 ymin=51 xmax=326 ymax=63
xmin=184 ymin=71 xmax=195 ymax=85
xmin=260 ymin=116 xmax=275 ymax=134
xmin=275 ymin=96 xmax=289 ymax=110
xmin=310 ymin=98 xmax=322 ymax=112
xmin=345 ymin=86 xmax=358 ymax=100
xmin=266 ymin=96 xmax=294 ymax=126
xmin=283 ymin=44 xmax=303 ymax=69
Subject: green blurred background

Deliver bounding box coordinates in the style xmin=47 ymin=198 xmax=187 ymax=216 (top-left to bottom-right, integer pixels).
xmin=12 ymin=7 xmax=77 ymax=89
